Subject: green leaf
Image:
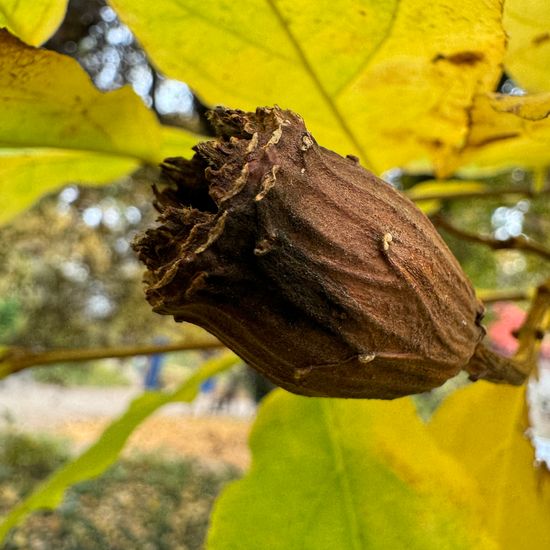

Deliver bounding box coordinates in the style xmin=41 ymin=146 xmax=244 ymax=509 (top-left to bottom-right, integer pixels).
xmin=109 ymin=0 xmax=505 ymax=173
xmin=0 ymin=351 xmax=239 ymax=542
xmin=429 ymin=382 xmax=550 ymax=549
xmin=0 ymin=0 xmax=68 ymax=45
xmin=208 ymin=390 xmax=496 ymax=549
xmin=0 ymin=30 xmax=198 ymax=223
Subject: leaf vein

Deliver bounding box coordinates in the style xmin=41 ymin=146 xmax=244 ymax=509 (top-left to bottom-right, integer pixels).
xmin=172 ymin=0 xmax=294 ymax=64
xmin=333 ymin=1 xmax=401 ymax=98
xmin=264 ymin=0 xmax=371 ymax=166
xmin=322 ymin=402 xmax=363 ymax=550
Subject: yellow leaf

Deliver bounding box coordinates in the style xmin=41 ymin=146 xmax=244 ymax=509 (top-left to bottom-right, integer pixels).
xmin=110 ymin=0 xmax=505 ymax=173
xmin=0 ymin=30 xmax=160 ymax=162
xmin=504 ymin=0 xmax=550 ymax=92
xmin=0 ymin=149 xmax=137 ymax=224
xmin=0 ymin=0 xmax=68 ymax=45
xmin=414 ymin=199 xmax=442 ymax=215
xmin=458 ymin=92 xmax=550 ymax=173
xmin=209 ymin=390 xmax=497 ymax=549
xmin=159 ymin=126 xmax=198 ymax=159
xmin=0 ymin=30 xmax=199 ymax=223
xmin=429 ymin=382 xmax=550 ymax=549
xmin=406 ymin=180 xmax=489 ymax=200
xmin=532 ymin=168 xmax=546 ymax=194
xmin=405 ymin=180 xmax=490 ymax=214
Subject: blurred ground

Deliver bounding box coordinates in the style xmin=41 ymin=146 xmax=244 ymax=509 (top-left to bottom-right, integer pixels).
xmin=0 ymin=372 xmax=252 ymax=549
xmin=62 ymin=416 xmax=250 ymax=469
xmin=0 ymin=375 xmax=252 ymax=470
xmin=0 ymin=429 xmax=242 ymax=550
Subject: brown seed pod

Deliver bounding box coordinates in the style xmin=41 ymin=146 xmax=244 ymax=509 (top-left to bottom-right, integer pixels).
xmin=134 ymin=106 xmax=526 ymax=399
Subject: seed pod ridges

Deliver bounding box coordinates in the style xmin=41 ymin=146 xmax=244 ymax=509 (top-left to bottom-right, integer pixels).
xmin=134 ymin=106 xmax=525 ymax=399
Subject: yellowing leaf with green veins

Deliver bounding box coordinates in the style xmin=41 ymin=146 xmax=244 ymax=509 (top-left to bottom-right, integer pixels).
xmin=109 ymin=0 xmax=505 ymax=174
xmin=457 ymin=92 xmax=550 ymax=173
xmin=208 ymin=390 xmax=497 ymax=550
xmin=0 ymin=0 xmax=68 ymax=45
xmin=0 ymin=352 xmax=239 ymax=542
xmin=429 ymin=382 xmax=550 ymax=549
xmin=0 ymin=30 xmax=198 ymax=223
xmin=504 ymin=0 xmax=550 ymax=92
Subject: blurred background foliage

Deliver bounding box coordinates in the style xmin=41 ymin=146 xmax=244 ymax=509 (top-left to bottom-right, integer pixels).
xmin=0 ymin=168 xmax=181 ymax=351
xmin=0 ymin=431 xmax=239 ymax=550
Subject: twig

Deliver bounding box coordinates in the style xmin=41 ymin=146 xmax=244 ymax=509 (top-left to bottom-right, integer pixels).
xmin=476 ymin=288 xmax=531 ymax=304
xmin=0 ymin=339 xmax=225 ymax=379
xmin=466 ymin=278 xmax=550 ymax=383
xmin=514 ymin=278 xmax=550 ymax=375
xmin=408 ymin=185 xmax=550 ymax=203
xmin=432 ymin=214 xmax=550 ymax=262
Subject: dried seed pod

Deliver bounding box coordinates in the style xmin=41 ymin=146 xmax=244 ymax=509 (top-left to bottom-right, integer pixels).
xmin=134 ymin=106 xmax=526 ymax=399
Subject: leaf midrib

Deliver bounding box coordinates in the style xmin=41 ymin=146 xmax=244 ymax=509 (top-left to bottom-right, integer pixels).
xmin=322 ymin=401 xmax=363 ymax=550
xmin=264 ymin=0 xmax=372 ymax=167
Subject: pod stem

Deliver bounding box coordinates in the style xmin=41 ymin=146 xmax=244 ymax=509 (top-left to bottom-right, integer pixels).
xmin=465 ymin=344 xmax=529 ymax=385
xmin=466 ymin=278 xmax=550 ymax=385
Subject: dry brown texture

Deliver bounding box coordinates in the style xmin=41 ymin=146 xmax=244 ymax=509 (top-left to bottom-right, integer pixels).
xmin=135 ymin=106 xmax=524 ymax=399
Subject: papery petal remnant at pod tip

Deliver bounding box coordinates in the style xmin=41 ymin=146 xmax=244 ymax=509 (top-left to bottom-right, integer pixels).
xmin=134 ymin=106 xmax=527 ymax=399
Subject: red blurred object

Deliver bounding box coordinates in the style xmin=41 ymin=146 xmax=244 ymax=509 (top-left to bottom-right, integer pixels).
xmin=488 ymin=303 xmax=550 ymax=357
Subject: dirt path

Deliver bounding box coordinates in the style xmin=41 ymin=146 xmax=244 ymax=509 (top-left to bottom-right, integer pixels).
xmin=61 ymin=416 xmax=251 ymax=469
xmin=0 ymin=374 xmax=252 ymax=469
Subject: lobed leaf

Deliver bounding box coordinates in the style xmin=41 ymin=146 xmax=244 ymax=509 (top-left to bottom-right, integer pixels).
xmin=109 ymin=0 xmax=505 ymax=174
